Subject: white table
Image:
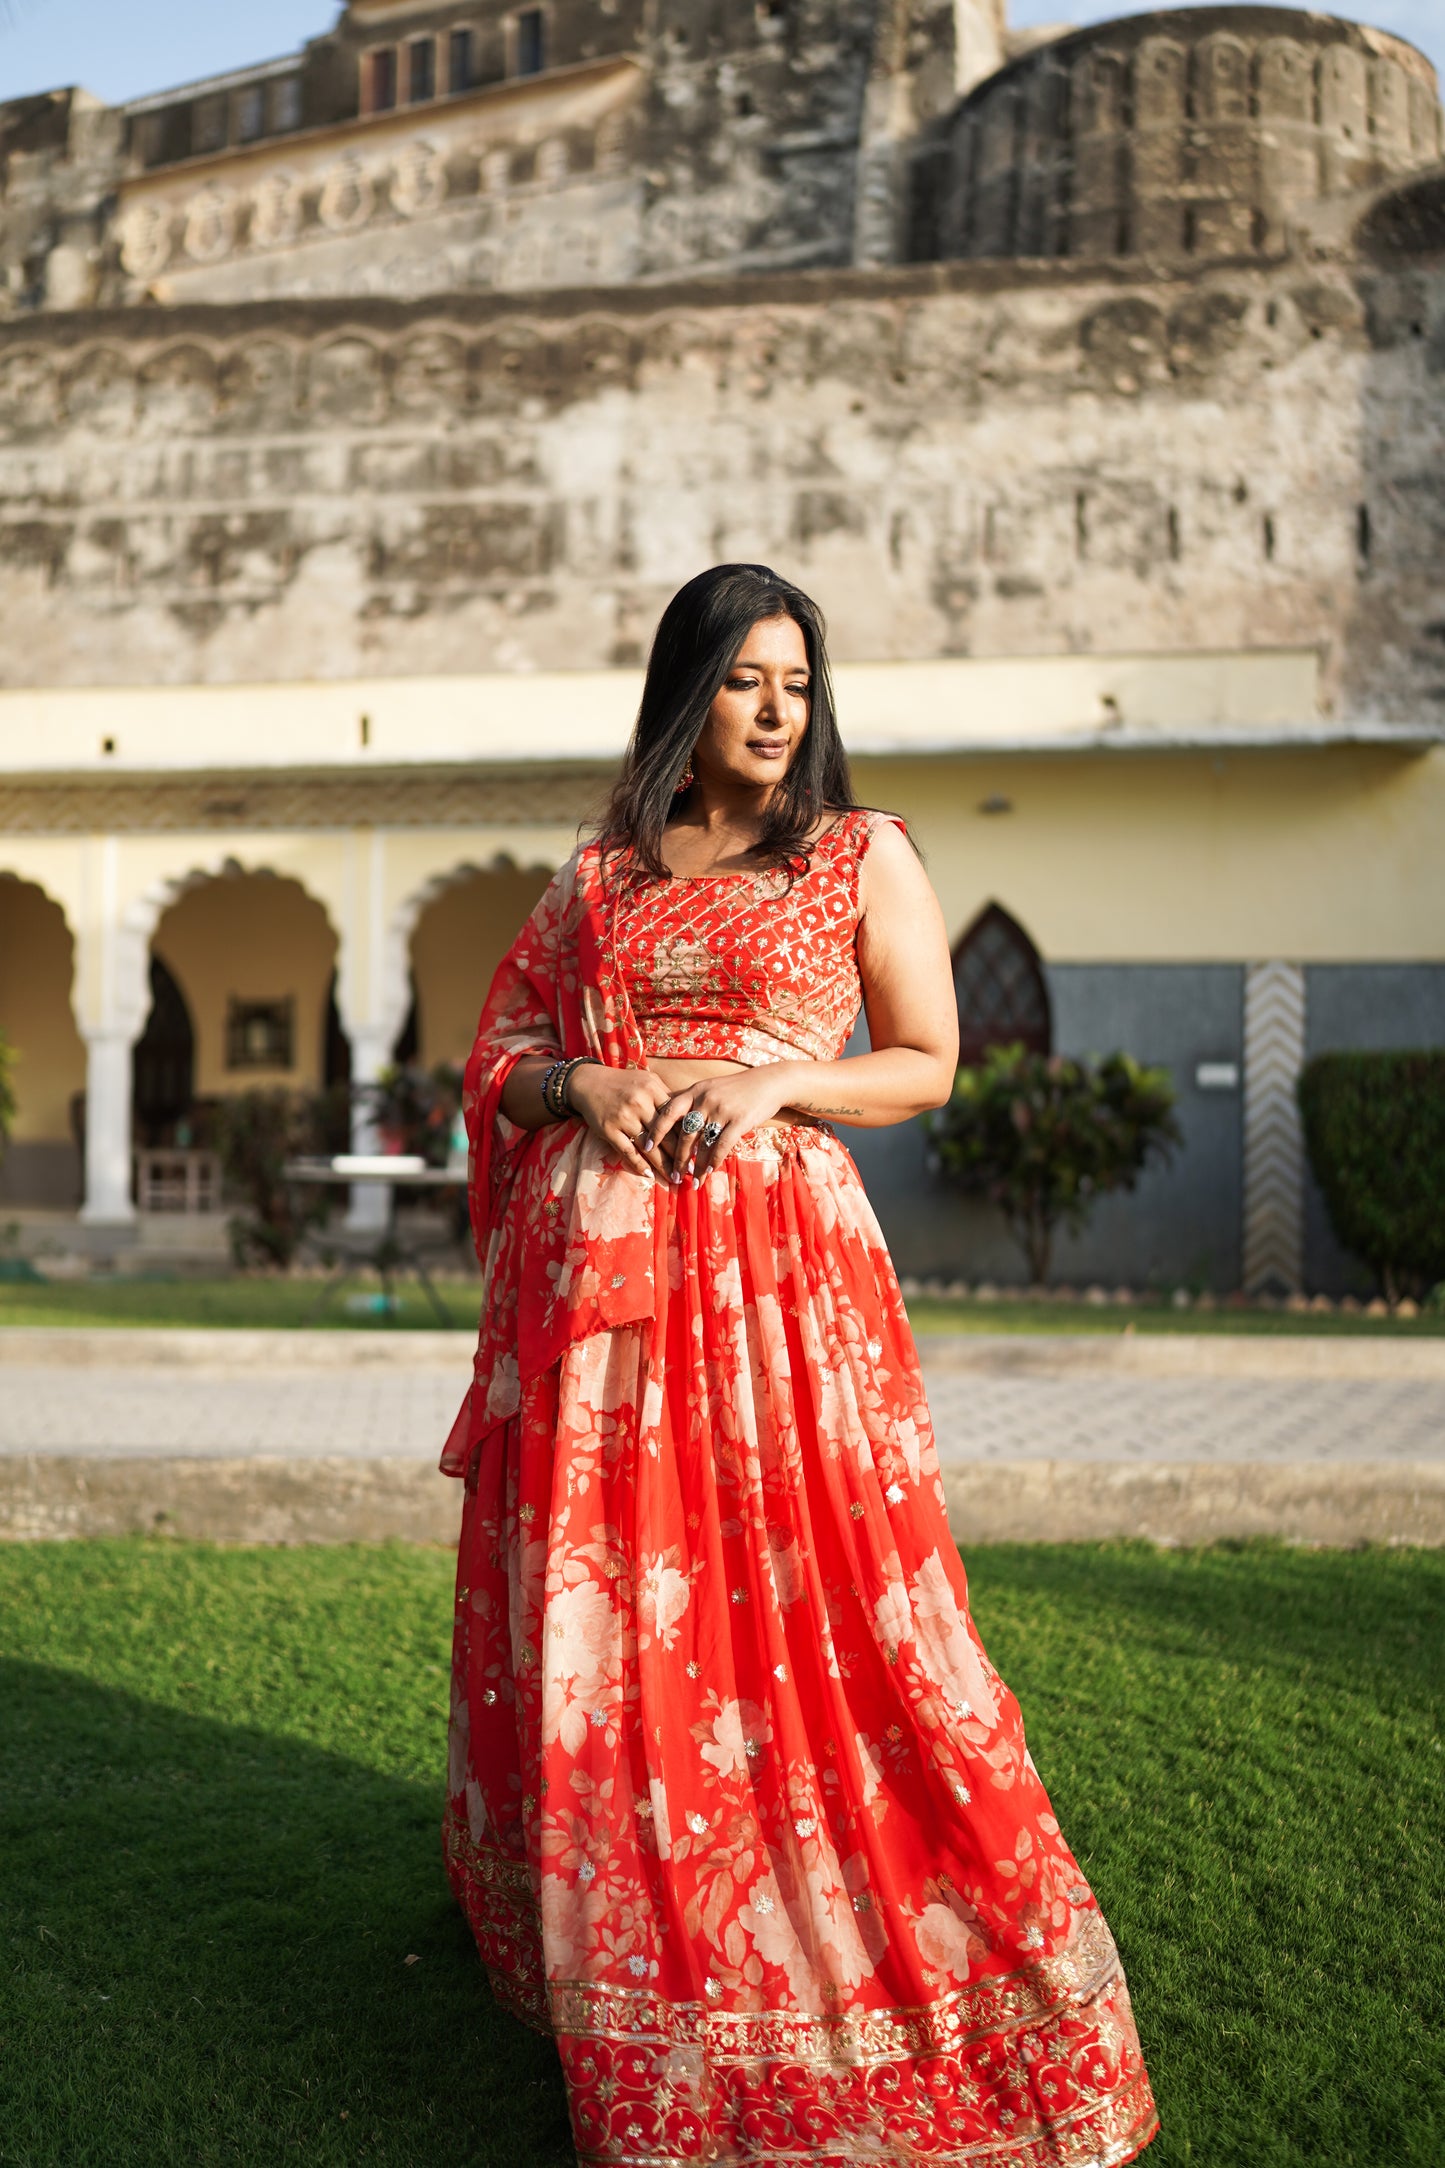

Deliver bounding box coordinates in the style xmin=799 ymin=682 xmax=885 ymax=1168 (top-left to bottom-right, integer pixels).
xmin=282 ymin=1156 xmax=468 ymax=1325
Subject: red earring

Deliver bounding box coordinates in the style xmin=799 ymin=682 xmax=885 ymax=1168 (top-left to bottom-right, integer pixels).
xmin=674 ymin=766 xmax=694 ymax=793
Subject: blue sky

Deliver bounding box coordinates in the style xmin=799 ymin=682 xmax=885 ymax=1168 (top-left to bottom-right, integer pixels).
xmin=0 ymin=0 xmax=1438 ymax=107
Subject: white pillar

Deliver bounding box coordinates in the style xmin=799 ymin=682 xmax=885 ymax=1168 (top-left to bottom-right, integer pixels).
xmin=345 ymin=1023 xmax=393 ymax=1233
xmin=79 ymin=1026 xmax=138 ymax=1225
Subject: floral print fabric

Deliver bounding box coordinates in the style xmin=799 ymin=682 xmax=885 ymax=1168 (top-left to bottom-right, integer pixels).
xmin=444 ymin=811 xmax=1157 ymax=2163
xmin=445 ymin=1127 xmax=1158 ymax=2164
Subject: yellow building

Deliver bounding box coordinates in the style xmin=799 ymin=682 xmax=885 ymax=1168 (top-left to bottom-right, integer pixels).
xmin=0 ymin=0 xmax=1442 ymax=1292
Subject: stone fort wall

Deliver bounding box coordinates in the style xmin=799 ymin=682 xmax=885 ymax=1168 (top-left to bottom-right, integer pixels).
xmin=0 ymin=241 xmax=1438 ymax=726
xmin=935 ymin=7 xmax=1441 ymax=263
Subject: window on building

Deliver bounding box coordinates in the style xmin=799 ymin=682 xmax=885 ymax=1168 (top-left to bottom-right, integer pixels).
xmin=513 ymin=8 xmax=546 ymax=77
xmin=235 ymin=83 xmax=266 ymax=143
xmin=448 ymin=26 xmax=473 ymax=93
xmin=193 ymin=95 xmax=227 ymax=155
xmin=366 ymin=46 xmax=398 ymax=114
xmin=407 ymin=37 xmax=436 ymax=102
xmin=952 ymin=904 xmax=1051 ymax=1066
xmin=271 ymin=75 xmax=303 ymax=132
xmin=225 ymin=997 xmax=295 ymax=1072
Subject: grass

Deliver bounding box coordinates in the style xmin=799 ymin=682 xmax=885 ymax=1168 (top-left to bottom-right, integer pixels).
xmin=0 ymin=1278 xmax=1441 ymax=1336
xmin=0 ymin=1544 xmax=1441 ymax=2166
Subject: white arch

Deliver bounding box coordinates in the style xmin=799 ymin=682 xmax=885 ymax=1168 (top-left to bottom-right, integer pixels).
xmin=380 ymin=846 xmax=563 ymax=1056
xmin=113 ymin=852 xmax=344 ymax=1041
xmin=80 ymin=853 xmax=343 ymax=1227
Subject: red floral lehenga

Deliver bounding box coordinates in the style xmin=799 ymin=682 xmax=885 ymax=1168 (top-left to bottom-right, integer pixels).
xmin=442 ymin=811 xmax=1158 ymax=2167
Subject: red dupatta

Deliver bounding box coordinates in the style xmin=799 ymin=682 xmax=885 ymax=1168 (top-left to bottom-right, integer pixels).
xmin=440 ymin=844 xmax=658 ymax=1479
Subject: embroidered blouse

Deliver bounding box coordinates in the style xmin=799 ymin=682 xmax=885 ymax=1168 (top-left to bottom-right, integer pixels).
xmin=614 ymin=808 xmax=890 ymax=1067
xmin=440 ymin=806 xmax=901 ymax=1479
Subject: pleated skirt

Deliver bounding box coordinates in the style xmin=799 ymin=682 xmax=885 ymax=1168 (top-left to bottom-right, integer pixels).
xmin=445 ymin=1123 xmax=1158 ymax=2167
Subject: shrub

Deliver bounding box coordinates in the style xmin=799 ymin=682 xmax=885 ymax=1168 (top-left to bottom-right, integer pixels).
xmin=214 ymin=1086 xmax=351 ymax=1270
xmin=366 ymin=1062 xmax=464 ymax=1168
xmin=1298 ymin=1051 xmax=1445 ymax=1301
xmin=0 ymin=1031 xmax=15 ymax=1166
xmin=927 ymin=1043 xmax=1182 ymax=1282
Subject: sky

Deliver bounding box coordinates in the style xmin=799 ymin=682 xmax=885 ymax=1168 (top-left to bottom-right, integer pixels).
xmin=0 ymin=0 xmax=1439 ymax=107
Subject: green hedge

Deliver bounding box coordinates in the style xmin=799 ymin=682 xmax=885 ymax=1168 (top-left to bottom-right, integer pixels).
xmin=1297 ymin=1051 xmax=1445 ymax=1299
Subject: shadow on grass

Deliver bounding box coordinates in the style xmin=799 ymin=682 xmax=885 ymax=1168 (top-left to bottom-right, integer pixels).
xmin=969 ymin=1544 xmax=1445 ymax=2168
xmin=0 ymin=1659 xmax=573 ymax=2168
xmin=3 ymin=1547 xmax=1443 ymax=2167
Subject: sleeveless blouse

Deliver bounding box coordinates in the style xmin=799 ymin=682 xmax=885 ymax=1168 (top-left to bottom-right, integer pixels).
xmin=612 ymin=806 xmax=899 ymax=1069
xmin=442 ymin=805 xmax=903 ymax=1476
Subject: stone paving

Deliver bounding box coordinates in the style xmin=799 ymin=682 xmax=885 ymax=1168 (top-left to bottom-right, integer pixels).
xmin=921 ymin=1373 xmax=1445 ymax=1465
xmin=0 ymin=1329 xmax=1440 ymax=1466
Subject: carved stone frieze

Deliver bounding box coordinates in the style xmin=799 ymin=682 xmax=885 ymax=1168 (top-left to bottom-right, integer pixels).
xmin=0 ymin=766 xmax=613 ymax=837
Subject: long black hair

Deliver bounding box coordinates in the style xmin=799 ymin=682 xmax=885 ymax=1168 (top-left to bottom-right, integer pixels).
xmin=596 ymin=563 xmax=858 ymax=882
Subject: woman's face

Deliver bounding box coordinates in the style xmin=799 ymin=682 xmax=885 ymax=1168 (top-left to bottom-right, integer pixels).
xmin=692 ymin=614 xmax=811 ymax=794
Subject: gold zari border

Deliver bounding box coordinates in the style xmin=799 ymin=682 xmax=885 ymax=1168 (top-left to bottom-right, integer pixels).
xmin=447 ymin=1813 xmax=1135 ymax=2073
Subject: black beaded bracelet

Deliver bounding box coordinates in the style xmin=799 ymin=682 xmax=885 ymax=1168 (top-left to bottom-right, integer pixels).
xmin=540 ymin=1055 xmax=599 ymax=1122
xmin=559 ymin=1056 xmax=600 ymax=1114
xmin=540 ymin=1058 xmax=569 ymax=1119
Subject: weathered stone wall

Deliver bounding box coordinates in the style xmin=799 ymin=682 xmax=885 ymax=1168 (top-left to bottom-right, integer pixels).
xmin=936 ymin=6 xmax=1441 ymax=265
xmin=3 ymin=0 xmax=963 ymax=312
xmin=0 ymin=246 xmax=1438 ymax=726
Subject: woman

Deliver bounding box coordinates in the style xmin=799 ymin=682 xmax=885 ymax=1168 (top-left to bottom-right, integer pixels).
xmin=442 ymin=564 xmax=1158 ymax=2166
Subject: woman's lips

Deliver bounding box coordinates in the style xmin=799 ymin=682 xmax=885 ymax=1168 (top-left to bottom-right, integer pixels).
xmin=749 ymin=742 xmax=788 ymax=757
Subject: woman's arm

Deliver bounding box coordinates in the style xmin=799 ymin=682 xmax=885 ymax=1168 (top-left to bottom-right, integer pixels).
xmin=650 ymin=821 xmax=960 ymax=1176
xmin=500 ymin=1053 xmax=674 ymax=1182
xmin=784 ymin=818 xmax=958 ymax=1125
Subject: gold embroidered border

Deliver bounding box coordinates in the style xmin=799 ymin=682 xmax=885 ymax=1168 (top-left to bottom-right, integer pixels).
xmin=574 ymin=2078 xmax=1159 ymax=2168
xmin=446 ymin=1814 xmax=1128 ymax=2071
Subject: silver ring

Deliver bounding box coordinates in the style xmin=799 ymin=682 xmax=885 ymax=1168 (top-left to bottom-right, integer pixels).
xmin=680 ymin=1111 xmax=705 ymax=1137
xmin=701 ymin=1120 xmax=723 ymax=1147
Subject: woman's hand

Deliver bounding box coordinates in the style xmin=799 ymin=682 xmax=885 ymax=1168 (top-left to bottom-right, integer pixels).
xmin=648 ymin=1066 xmax=800 ymax=1183
xmin=566 ymin=1064 xmax=678 ymax=1180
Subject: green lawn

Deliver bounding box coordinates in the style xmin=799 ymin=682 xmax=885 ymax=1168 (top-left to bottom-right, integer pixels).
xmin=1 ymin=1544 xmax=1440 ymax=2165
xmin=0 ymin=1277 xmax=1441 ymax=1336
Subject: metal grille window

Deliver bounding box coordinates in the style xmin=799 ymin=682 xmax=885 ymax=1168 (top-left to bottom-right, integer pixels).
xmin=193 ymin=95 xmax=227 ymax=154
xmin=367 ymin=46 xmax=398 ymax=114
xmin=513 ymin=8 xmax=546 ymax=77
xmin=449 ymin=27 xmax=473 ymax=93
xmin=272 ymin=76 xmax=303 ymax=132
xmin=408 ymin=37 xmax=436 ymax=102
xmin=225 ymin=997 xmax=295 ymax=1071
xmin=235 ymin=84 xmax=266 ymax=142
xmin=952 ymin=904 xmax=1051 ymax=1065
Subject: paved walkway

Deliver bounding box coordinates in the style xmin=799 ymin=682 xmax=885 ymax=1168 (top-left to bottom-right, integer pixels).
xmin=1 ymin=1328 xmax=1441 ymax=1545
xmin=1 ymin=1328 xmax=1442 ymax=1465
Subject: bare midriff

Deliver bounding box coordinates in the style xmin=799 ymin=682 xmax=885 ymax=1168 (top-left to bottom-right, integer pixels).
xmin=646 ymin=1056 xmax=750 ymax=1091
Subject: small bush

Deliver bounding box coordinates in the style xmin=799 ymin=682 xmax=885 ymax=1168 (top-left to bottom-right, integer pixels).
xmin=928 ymin=1044 xmax=1181 ymax=1282
xmin=1298 ymin=1050 xmax=1445 ymax=1301
xmin=366 ymin=1061 xmax=464 ymax=1167
xmin=0 ymin=1030 xmax=15 ymax=1164
xmin=214 ymin=1086 xmax=351 ymax=1270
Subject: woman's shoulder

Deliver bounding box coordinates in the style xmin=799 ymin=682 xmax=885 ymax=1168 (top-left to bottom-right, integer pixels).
xmin=816 ymin=805 xmax=908 ymax=859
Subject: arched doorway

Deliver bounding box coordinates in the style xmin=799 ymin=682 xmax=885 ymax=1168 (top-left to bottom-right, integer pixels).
xmin=952 ymin=903 xmax=1051 ymax=1065
xmin=150 ymin=867 xmax=340 ymax=1103
xmin=0 ymin=874 xmax=85 ymax=1207
xmin=406 ymin=864 xmax=553 ymax=1069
